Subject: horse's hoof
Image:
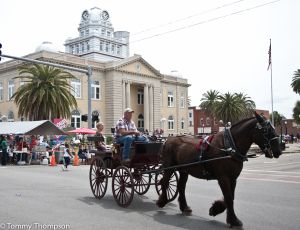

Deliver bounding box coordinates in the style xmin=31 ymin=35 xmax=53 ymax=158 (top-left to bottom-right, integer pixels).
xmin=231 ymin=225 xmax=244 ymax=229
xmin=156 ymin=200 xmax=164 ymax=208
xmin=182 ymin=206 xmax=193 ymax=216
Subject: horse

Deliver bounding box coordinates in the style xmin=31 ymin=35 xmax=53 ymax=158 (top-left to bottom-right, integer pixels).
xmin=156 ymin=112 xmax=282 ymax=229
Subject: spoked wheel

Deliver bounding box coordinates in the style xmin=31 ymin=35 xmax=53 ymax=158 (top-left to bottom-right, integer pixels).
xmin=89 ymin=157 xmax=108 ymax=199
xmin=132 ymin=166 xmax=151 ymax=195
xmin=112 ymin=166 xmax=134 ymax=207
xmin=155 ymin=170 xmax=179 ymax=202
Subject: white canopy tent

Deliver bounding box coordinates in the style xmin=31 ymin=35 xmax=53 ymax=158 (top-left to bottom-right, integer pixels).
xmin=0 ymin=120 xmax=66 ymax=136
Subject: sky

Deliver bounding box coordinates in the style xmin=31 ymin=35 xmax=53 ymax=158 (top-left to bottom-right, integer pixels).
xmin=0 ymin=0 xmax=299 ymax=119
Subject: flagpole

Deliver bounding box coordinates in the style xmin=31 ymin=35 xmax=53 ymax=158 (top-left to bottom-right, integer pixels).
xmin=270 ymin=39 xmax=274 ymax=125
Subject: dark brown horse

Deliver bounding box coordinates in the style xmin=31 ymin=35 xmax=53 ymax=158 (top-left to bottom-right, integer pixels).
xmin=156 ymin=112 xmax=282 ymax=229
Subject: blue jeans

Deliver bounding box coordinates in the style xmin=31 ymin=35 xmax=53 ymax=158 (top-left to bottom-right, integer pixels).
xmin=116 ymin=135 xmax=149 ymax=159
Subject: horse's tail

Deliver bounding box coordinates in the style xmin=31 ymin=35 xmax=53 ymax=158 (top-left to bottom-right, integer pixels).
xmin=158 ymin=139 xmax=167 ymax=163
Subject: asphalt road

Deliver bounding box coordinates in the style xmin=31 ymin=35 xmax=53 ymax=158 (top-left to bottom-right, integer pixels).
xmin=0 ymin=152 xmax=300 ymax=230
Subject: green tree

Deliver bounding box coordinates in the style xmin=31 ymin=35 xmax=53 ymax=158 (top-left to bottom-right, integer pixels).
xmin=235 ymin=92 xmax=256 ymax=118
xmin=293 ymin=101 xmax=300 ymax=123
xmin=200 ymin=90 xmax=219 ymax=133
xmin=213 ymin=92 xmax=245 ymax=125
xmin=11 ymin=64 xmax=78 ymax=121
xmin=291 ymin=69 xmax=300 ymax=94
xmin=269 ymin=111 xmax=285 ymax=126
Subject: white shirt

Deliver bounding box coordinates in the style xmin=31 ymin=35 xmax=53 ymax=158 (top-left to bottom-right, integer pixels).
xmin=64 ymin=148 xmax=70 ymax=157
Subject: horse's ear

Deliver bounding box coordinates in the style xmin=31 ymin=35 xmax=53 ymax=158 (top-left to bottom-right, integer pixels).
xmin=254 ymin=111 xmax=264 ymax=123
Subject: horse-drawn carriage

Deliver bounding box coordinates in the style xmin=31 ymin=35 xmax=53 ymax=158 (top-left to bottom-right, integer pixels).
xmin=88 ymin=136 xmax=179 ymax=207
xmin=88 ymin=113 xmax=282 ymax=229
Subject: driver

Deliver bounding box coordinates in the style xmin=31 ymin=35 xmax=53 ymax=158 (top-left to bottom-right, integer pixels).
xmin=114 ymin=108 xmax=149 ymax=164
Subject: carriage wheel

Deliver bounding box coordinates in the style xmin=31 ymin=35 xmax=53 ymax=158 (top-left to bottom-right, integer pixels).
xmin=155 ymin=170 xmax=179 ymax=202
xmin=112 ymin=166 xmax=134 ymax=207
xmin=132 ymin=167 xmax=151 ymax=195
xmin=89 ymin=158 xmax=108 ymax=199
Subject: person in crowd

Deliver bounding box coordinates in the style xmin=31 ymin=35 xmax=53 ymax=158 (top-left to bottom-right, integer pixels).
xmin=15 ymin=137 xmax=28 ymax=162
xmin=160 ymin=129 xmax=163 ymax=134
xmin=95 ymin=122 xmax=111 ymax=153
xmin=41 ymin=139 xmax=48 ymax=147
xmin=78 ymin=144 xmax=88 ymax=164
xmin=30 ymin=136 xmax=37 ymax=161
xmin=62 ymin=143 xmax=73 ymax=171
xmin=297 ymin=133 xmax=300 ymax=144
xmin=291 ymin=133 xmax=294 ymax=144
xmin=6 ymin=135 xmax=13 ymax=146
xmin=7 ymin=144 xmax=13 ymax=165
xmin=113 ymin=108 xmax=149 ymax=164
xmin=1 ymin=135 xmax=7 ymax=166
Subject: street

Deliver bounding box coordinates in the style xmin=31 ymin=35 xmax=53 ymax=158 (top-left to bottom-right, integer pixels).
xmin=0 ymin=148 xmax=300 ymax=230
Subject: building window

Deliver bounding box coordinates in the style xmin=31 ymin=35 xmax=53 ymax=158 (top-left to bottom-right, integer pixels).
xmin=80 ymin=31 xmax=84 ymax=37
xmin=117 ymin=46 xmax=120 ymax=55
xmin=137 ymin=88 xmax=144 ymax=105
xmin=8 ymin=111 xmax=14 ymax=122
xmin=70 ymin=46 xmax=75 ymax=54
xmin=91 ymin=81 xmax=100 ymax=100
xmin=107 ymin=31 xmax=111 ymax=37
xmin=214 ymin=118 xmax=217 ymax=125
xmin=181 ymin=93 xmax=184 ymax=108
xmin=207 ymin=117 xmax=209 ymax=125
xmin=138 ymin=114 xmax=144 ymax=128
xmin=181 ymin=118 xmax=185 ymax=130
xmin=189 ymin=112 xmax=192 ymax=118
xmin=71 ymin=110 xmax=81 ymax=128
xmin=168 ymin=92 xmax=174 ymax=107
xmin=87 ymin=41 xmax=90 ymax=51
xmin=71 ymin=78 xmax=81 ymax=98
xmin=76 ymin=44 xmax=79 ymax=53
xmin=168 ymin=115 xmax=174 ymax=130
xmin=101 ymin=29 xmax=105 ymax=35
xmin=160 ymin=91 xmax=162 ymax=106
xmin=8 ymin=80 xmax=14 ymax=100
xmin=189 ymin=121 xmax=192 ymax=126
xmin=20 ymin=78 xmax=24 ymax=88
xmin=100 ymin=41 xmax=103 ymax=51
xmin=81 ymin=43 xmax=84 ymax=52
xmin=200 ymin=118 xmax=203 ymax=126
xmin=92 ymin=111 xmax=100 ymax=129
xmin=0 ymin=82 xmax=3 ymax=101
xmin=85 ymin=29 xmax=89 ymax=35
xmin=106 ymin=43 xmax=109 ymax=52
xmin=111 ymin=44 xmax=115 ymax=54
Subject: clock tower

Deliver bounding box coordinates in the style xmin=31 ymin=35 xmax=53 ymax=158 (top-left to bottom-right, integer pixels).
xmin=64 ymin=7 xmax=130 ymax=62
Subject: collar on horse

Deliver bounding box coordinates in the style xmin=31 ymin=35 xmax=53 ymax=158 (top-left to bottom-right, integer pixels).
xmin=256 ymin=118 xmax=278 ymax=154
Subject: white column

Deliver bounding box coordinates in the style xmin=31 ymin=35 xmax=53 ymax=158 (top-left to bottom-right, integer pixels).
xmin=122 ymin=80 xmax=126 ymax=112
xmin=126 ymin=81 xmax=131 ymax=108
xmin=144 ymin=84 xmax=149 ymax=131
xmin=149 ymin=85 xmax=153 ymax=133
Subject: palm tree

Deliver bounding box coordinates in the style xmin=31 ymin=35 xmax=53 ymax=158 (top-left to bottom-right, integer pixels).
xmin=200 ymin=90 xmax=219 ymax=133
xmin=235 ymin=92 xmax=256 ymax=118
xmin=291 ymin=69 xmax=300 ymax=94
xmin=293 ymin=101 xmax=300 ymax=123
xmin=270 ymin=111 xmax=285 ymax=126
xmin=213 ymin=92 xmax=245 ymax=125
xmin=11 ymin=64 xmax=78 ymax=121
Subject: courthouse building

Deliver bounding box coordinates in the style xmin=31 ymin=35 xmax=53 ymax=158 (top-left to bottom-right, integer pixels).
xmin=0 ymin=7 xmax=190 ymax=135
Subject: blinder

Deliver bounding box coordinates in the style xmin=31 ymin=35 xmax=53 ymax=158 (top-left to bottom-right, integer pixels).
xmin=256 ymin=119 xmax=278 ymax=154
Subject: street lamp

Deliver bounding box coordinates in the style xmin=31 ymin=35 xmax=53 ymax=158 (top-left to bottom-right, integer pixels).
xmin=285 ymin=121 xmax=287 ymax=135
xmin=202 ymin=124 xmax=204 ymax=135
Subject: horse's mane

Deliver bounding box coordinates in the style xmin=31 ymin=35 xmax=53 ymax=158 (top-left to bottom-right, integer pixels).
xmin=231 ymin=117 xmax=256 ymax=129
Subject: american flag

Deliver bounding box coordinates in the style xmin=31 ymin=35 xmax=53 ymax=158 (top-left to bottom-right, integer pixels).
xmin=267 ymin=44 xmax=271 ymax=70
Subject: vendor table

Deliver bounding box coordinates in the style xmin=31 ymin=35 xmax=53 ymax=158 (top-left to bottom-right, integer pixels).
xmin=14 ymin=151 xmax=27 ymax=165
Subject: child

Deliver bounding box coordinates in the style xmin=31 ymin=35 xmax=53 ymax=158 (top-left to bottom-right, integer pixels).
xmin=7 ymin=144 xmax=13 ymax=165
xmin=62 ymin=143 xmax=73 ymax=171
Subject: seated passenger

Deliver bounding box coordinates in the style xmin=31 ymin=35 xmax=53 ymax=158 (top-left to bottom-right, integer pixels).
xmin=113 ymin=108 xmax=149 ymax=164
xmin=95 ymin=122 xmax=111 ymax=154
xmin=78 ymin=144 xmax=88 ymax=164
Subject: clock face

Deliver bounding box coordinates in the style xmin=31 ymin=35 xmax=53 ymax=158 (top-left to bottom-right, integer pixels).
xmin=82 ymin=10 xmax=89 ymax=20
xmin=102 ymin=11 xmax=109 ymax=20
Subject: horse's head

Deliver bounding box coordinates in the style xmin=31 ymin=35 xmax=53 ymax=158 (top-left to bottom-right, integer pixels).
xmin=253 ymin=112 xmax=282 ymax=158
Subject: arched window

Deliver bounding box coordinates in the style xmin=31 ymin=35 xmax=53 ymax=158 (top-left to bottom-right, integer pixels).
xmin=8 ymin=111 xmax=14 ymax=122
xmin=138 ymin=114 xmax=144 ymax=128
xmin=71 ymin=110 xmax=81 ymax=128
xmin=206 ymin=117 xmax=209 ymax=125
xmin=200 ymin=118 xmax=203 ymax=126
xmin=92 ymin=111 xmax=100 ymax=129
xmin=168 ymin=115 xmax=174 ymax=130
xmin=181 ymin=118 xmax=185 ymax=130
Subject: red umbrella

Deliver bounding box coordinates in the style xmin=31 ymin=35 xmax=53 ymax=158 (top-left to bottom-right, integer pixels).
xmin=66 ymin=128 xmax=96 ymax=143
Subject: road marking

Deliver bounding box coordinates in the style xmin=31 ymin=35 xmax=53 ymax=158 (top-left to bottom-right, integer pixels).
xmin=244 ymin=161 xmax=300 ymax=170
xmin=241 ymin=172 xmax=300 ymax=177
xmin=239 ymin=177 xmax=300 ymax=184
xmin=243 ymin=169 xmax=300 ymax=175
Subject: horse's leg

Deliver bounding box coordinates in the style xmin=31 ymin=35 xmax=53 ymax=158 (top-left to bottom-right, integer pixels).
xmin=156 ymin=170 xmax=173 ymax=208
xmin=218 ymin=177 xmax=243 ymax=229
xmin=177 ymin=171 xmax=192 ymax=215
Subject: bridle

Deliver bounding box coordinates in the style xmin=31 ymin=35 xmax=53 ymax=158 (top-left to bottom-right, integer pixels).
xmin=256 ymin=116 xmax=278 ymax=154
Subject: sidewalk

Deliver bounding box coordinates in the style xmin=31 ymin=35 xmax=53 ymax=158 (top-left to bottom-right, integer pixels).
xmin=249 ymin=143 xmax=300 ymax=154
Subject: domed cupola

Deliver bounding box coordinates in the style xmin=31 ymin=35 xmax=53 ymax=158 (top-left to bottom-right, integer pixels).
xmin=35 ymin=41 xmax=59 ymax=53
xmin=168 ymin=70 xmax=183 ymax=78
